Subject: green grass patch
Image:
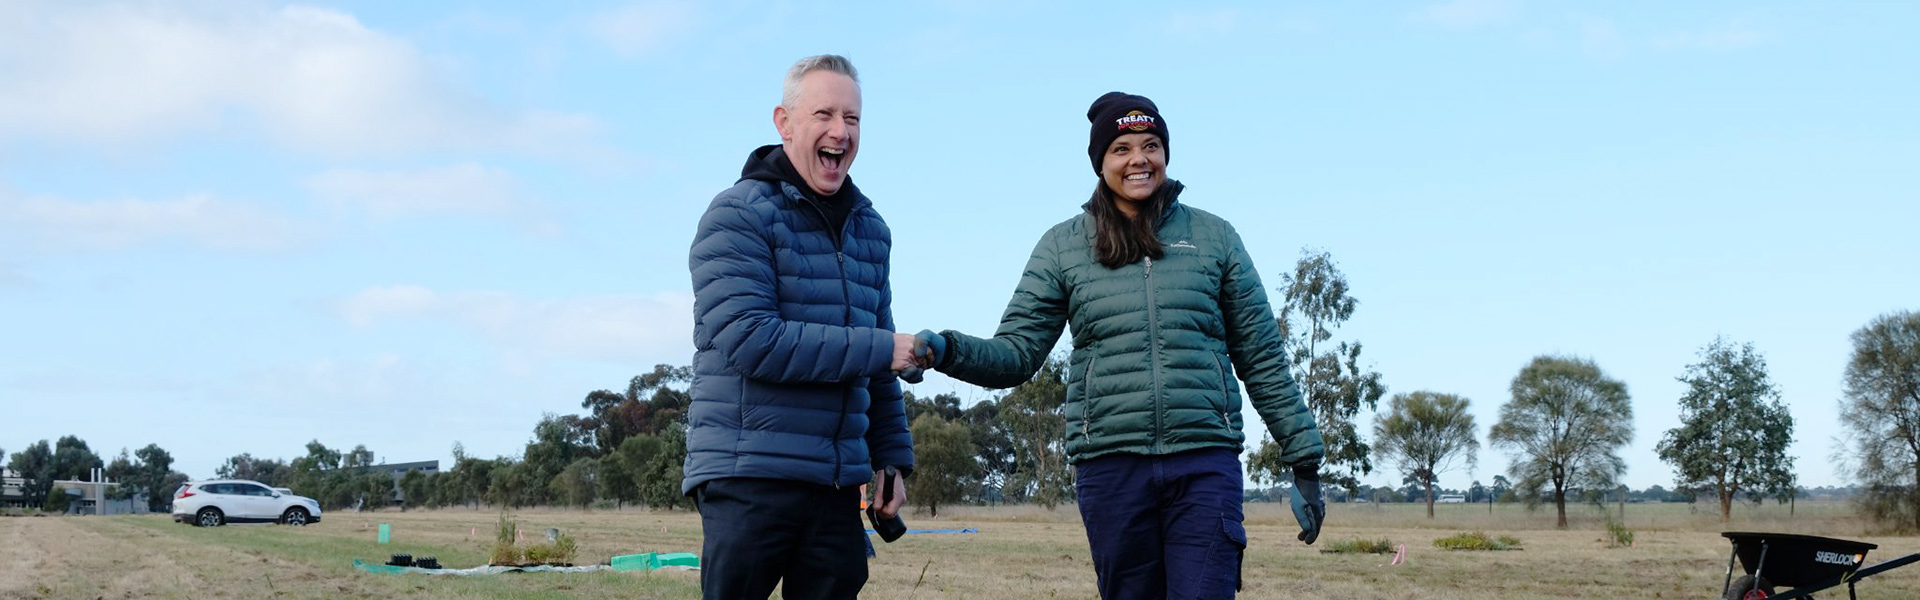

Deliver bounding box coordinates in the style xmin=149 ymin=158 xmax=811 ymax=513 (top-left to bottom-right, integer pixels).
xmin=77 ymin=516 xmax=701 ymax=599
xmin=1433 ymin=531 xmax=1523 ymax=551
xmin=1321 ymin=538 xmax=1397 ymax=554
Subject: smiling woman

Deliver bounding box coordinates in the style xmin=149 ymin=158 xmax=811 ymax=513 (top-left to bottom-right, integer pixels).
xmin=907 ymin=91 xmax=1327 ymax=600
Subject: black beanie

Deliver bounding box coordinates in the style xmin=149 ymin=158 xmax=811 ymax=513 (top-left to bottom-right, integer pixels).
xmin=1086 ymin=91 xmax=1168 ymax=174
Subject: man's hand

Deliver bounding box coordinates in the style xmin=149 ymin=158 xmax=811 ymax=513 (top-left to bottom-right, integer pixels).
xmin=1289 ymin=466 xmax=1325 ymax=545
xmin=875 ymin=467 xmax=907 ymax=519
xmin=890 ymin=333 xmax=919 ymax=371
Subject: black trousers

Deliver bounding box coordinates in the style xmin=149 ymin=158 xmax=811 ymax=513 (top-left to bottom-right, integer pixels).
xmin=696 ymin=478 xmax=868 ymax=600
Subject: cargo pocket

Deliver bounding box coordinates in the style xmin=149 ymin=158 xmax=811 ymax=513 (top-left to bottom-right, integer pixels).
xmin=1195 ymin=516 xmax=1248 ymax=598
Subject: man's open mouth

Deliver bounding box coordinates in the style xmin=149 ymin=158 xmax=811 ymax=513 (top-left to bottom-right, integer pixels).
xmin=819 ymin=147 xmax=845 ymax=171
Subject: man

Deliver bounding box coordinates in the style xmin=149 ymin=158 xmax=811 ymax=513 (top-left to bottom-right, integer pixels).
xmin=684 ymin=54 xmax=915 ymax=600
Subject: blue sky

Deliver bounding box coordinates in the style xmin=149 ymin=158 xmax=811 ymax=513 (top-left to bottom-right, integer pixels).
xmin=2 ymin=0 xmax=1914 ymax=493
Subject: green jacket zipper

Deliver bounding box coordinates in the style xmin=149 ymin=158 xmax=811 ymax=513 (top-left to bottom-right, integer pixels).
xmin=1144 ymin=255 xmax=1163 ymax=453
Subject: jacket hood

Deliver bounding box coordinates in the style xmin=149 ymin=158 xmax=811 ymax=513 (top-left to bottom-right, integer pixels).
xmin=739 ymin=144 xmax=862 ymax=205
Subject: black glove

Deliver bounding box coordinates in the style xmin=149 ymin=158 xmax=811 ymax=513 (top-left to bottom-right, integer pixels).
xmin=1288 ymin=465 xmax=1325 ymax=545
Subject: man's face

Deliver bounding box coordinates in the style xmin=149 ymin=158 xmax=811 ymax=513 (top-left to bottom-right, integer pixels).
xmin=774 ymin=70 xmax=861 ymax=196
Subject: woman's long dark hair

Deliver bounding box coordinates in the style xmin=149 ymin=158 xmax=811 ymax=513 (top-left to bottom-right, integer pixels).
xmin=1090 ymin=181 xmax=1172 ymax=269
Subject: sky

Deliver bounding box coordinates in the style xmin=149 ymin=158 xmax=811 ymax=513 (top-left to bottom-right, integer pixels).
xmin=2 ymin=0 xmax=1915 ymax=494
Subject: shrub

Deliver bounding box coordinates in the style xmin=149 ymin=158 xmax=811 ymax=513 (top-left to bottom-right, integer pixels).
xmin=487 ymin=542 xmax=521 ymax=567
xmin=1433 ymin=531 xmax=1522 ymax=551
xmin=483 ymin=511 xmax=579 ymax=566
xmin=1322 ymin=538 xmax=1396 ymax=554
xmin=1603 ymin=514 xmax=1635 ymax=548
xmin=522 ymin=533 xmax=577 ymax=566
xmin=487 ymin=511 xmax=521 ymax=566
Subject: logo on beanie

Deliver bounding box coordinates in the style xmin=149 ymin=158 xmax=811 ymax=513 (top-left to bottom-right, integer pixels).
xmin=1115 ymin=110 xmax=1157 ymax=132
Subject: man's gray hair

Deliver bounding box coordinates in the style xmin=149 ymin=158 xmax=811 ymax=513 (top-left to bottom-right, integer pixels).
xmin=782 ymin=54 xmax=860 ymax=108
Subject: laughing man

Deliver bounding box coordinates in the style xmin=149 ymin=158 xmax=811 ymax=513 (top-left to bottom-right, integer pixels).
xmin=683 ymin=54 xmax=916 ymax=600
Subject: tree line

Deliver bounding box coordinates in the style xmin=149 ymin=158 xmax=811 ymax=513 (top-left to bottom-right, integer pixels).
xmin=8 ymin=254 xmax=1916 ymax=534
xmin=3 ymin=437 xmax=186 ymax=513
xmin=892 ymin=252 xmax=1913 ymax=533
xmin=204 ymin=365 xmax=695 ymax=512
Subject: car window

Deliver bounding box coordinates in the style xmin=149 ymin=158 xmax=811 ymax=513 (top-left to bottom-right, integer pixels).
xmin=243 ymin=484 xmax=273 ymax=496
xmin=201 ymin=484 xmax=229 ymax=495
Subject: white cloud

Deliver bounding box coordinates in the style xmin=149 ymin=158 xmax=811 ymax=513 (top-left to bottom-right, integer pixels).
xmin=587 ymin=1 xmax=699 ymax=59
xmin=0 ymin=1 xmax=604 ymax=157
xmin=0 ymin=190 xmax=300 ymax=251
xmin=306 ymin=164 xmax=527 ymax=221
xmin=338 ymin=285 xmax=694 ymax=365
xmin=1417 ymin=0 xmax=1518 ymax=30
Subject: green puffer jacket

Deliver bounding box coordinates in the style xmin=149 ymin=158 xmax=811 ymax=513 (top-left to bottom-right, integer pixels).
xmin=937 ymin=183 xmax=1324 ymax=466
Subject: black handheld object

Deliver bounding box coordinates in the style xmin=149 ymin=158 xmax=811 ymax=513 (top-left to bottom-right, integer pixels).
xmin=867 ymin=466 xmax=907 ymax=543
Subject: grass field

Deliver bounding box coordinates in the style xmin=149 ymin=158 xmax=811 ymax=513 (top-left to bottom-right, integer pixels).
xmin=2 ymin=501 xmax=1916 ymax=599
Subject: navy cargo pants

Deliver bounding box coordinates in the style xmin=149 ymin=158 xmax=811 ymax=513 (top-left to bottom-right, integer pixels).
xmin=1075 ymin=447 xmax=1247 ymax=600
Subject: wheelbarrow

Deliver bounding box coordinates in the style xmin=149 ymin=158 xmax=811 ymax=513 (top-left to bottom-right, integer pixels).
xmin=1719 ymin=531 xmax=1920 ymax=600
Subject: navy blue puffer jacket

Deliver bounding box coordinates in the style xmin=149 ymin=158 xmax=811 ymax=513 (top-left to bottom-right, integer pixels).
xmin=682 ymin=146 xmax=914 ymax=493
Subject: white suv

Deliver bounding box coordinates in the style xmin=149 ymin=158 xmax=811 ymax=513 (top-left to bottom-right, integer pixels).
xmin=171 ymin=479 xmax=322 ymax=526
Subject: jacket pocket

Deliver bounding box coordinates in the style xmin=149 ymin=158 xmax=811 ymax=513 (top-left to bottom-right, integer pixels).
xmin=1210 ymin=353 xmax=1233 ymax=427
xmin=1081 ymin=354 xmax=1098 ymax=438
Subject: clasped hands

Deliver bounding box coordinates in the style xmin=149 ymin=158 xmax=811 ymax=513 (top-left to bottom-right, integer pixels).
xmin=890 ymin=330 xmax=944 ymax=383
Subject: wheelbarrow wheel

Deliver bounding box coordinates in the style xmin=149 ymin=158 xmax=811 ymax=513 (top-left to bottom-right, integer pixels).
xmin=1722 ymin=574 xmax=1773 ymax=600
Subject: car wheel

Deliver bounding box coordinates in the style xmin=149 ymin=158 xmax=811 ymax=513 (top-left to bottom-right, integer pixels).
xmin=282 ymin=507 xmax=309 ymax=526
xmin=196 ymin=507 xmax=225 ymax=527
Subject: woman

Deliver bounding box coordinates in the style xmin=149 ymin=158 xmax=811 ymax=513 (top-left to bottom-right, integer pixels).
xmin=910 ymin=92 xmax=1325 ymax=599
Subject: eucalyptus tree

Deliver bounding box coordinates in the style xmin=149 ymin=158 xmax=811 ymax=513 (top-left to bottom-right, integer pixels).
xmin=1252 ymin=249 xmax=1386 ymax=493
xmin=1656 ymin=337 xmax=1795 ymax=523
xmin=1374 ymin=391 xmax=1480 ymax=518
xmin=8 ymin=441 xmax=53 ymax=508
xmin=1838 ymin=310 xmax=1920 ymax=531
xmin=907 ymin=413 xmax=981 ymax=517
xmin=1489 ymin=355 xmax=1633 ymax=529
xmin=999 ymin=358 xmax=1071 ymax=508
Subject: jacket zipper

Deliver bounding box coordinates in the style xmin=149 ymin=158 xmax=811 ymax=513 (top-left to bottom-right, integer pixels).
xmin=1144 ymin=255 xmax=1163 ymax=453
xmin=801 ymin=187 xmax=853 ymax=488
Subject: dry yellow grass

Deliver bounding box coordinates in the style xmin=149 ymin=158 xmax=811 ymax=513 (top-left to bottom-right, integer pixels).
xmin=0 ymin=501 xmax=1914 ymax=599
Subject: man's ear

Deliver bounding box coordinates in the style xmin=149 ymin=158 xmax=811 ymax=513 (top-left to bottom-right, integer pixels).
xmin=772 ymin=105 xmax=791 ymax=142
